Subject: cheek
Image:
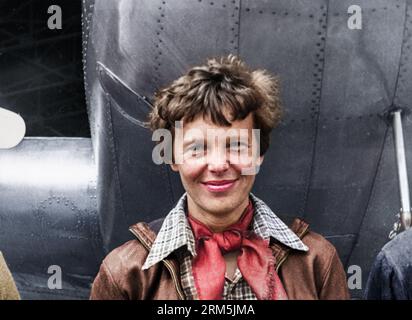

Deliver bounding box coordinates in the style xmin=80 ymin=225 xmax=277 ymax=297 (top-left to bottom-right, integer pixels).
xmin=179 ymin=161 xmax=207 ymax=182
xmin=231 ymin=165 xmax=256 ymax=185
xmin=230 ymin=161 xmax=253 ymax=174
xmin=240 ymin=174 xmax=255 ymax=185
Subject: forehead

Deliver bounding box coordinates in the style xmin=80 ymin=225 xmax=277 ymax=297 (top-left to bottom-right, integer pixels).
xmin=182 ymin=113 xmax=254 ymax=135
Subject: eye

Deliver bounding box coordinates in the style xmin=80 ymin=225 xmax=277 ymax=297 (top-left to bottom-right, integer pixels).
xmin=186 ymin=142 xmax=205 ymax=156
xmin=229 ymin=140 xmax=248 ymax=151
xmin=190 ymin=142 xmax=204 ymax=150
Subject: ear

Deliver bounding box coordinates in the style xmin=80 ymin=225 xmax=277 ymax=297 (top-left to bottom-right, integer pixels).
xmin=256 ymin=155 xmax=264 ymax=167
xmin=170 ymin=163 xmax=179 ymax=172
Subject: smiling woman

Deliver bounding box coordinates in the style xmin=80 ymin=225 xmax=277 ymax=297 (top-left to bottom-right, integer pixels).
xmin=90 ymin=55 xmax=350 ymax=300
xmin=0 ymin=252 xmax=20 ymax=300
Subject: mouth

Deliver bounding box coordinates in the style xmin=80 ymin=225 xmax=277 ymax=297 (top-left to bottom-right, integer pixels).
xmin=201 ymin=179 xmax=238 ymax=193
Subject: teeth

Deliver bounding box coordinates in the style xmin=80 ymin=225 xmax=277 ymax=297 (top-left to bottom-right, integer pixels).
xmin=208 ymin=182 xmax=231 ymax=185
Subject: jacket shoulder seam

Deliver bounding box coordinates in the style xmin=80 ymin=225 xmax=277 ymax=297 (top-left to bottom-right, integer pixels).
xmin=101 ymin=259 xmax=128 ymax=299
xmin=319 ymin=246 xmax=337 ymax=291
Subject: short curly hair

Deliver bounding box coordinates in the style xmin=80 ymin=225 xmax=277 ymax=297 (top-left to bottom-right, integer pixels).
xmin=147 ymin=54 xmax=282 ymax=156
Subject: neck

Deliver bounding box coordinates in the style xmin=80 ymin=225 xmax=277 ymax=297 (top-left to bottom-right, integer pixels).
xmin=187 ymin=196 xmax=250 ymax=232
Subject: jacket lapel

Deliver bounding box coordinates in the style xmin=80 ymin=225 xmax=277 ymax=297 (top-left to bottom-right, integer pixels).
xmin=271 ymin=218 xmax=310 ymax=272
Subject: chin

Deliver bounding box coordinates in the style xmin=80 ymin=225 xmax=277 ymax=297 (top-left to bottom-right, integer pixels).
xmin=204 ymin=197 xmax=239 ymax=213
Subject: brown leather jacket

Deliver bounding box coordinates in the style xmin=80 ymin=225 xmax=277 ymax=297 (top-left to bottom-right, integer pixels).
xmin=90 ymin=218 xmax=350 ymax=300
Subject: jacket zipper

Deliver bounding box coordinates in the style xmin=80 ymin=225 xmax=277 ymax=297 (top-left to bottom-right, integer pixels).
xmin=275 ymin=224 xmax=310 ymax=273
xmin=129 ymin=228 xmax=185 ymax=300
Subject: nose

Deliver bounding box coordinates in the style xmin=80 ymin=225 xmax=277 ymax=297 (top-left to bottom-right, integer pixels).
xmin=207 ymin=147 xmax=229 ymax=173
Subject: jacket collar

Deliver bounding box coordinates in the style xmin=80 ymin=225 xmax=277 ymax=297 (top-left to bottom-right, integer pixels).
xmin=136 ymin=192 xmax=309 ymax=270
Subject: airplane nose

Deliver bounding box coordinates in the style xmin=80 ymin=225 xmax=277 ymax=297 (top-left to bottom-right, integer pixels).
xmin=0 ymin=107 xmax=26 ymax=149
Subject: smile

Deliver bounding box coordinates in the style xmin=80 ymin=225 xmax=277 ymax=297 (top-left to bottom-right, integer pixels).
xmin=201 ymin=179 xmax=238 ymax=193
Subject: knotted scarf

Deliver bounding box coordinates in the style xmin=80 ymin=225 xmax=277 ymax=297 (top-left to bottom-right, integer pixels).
xmin=188 ymin=201 xmax=287 ymax=300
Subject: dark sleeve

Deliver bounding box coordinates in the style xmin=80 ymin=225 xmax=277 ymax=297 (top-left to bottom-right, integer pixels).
xmin=364 ymin=250 xmax=408 ymax=300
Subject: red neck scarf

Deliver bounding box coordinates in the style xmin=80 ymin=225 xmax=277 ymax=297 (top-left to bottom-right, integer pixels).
xmin=188 ymin=201 xmax=287 ymax=300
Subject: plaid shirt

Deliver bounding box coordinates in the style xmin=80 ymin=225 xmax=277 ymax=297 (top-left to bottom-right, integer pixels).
xmin=142 ymin=193 xmax=308 ymax=300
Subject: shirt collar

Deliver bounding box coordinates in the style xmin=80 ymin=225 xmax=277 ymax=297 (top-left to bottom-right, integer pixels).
xmin=142 ymin=192 xmax=308 ymax=270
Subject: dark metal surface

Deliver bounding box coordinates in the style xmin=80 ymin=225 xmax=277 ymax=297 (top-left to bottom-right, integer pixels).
xmin=0 ymin=138 xmax=103 ymax=299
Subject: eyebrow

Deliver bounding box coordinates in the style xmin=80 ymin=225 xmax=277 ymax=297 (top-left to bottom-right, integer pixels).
xmin=182 ymin=134 xmax=249 ymax=147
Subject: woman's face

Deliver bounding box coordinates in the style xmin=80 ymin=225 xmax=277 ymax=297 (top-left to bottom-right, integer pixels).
xmin=171 ymin=113 xmax=264 ymax=219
